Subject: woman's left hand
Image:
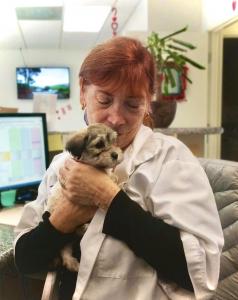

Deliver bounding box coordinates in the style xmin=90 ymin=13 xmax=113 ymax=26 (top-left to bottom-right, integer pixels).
xmin=59 ymin=158 xmax=120 ymax=210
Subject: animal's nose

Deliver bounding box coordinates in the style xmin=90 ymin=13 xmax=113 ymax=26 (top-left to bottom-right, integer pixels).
xmin=111 ymin=152 xmax=118 ymax=160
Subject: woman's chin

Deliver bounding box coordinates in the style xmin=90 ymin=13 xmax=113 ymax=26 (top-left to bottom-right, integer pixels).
xmin=117 ymin=135 xmax=131 ymax=150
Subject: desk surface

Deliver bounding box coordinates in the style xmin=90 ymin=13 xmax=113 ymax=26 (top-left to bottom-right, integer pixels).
xmin=0 ymin=205 xmax=24 ymax=226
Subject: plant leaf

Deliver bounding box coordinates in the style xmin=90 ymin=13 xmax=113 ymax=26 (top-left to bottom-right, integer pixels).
xmin=180 ymin=55 xmax=205 ymax=69
xmin=171 ymin=39 xmax=196 ymax=49
xmin=167 ymin=44 xmax=187 ymax=52
xmin=163 ymin=74 xmax=169 ymax=95
xmin=161 ymin=26 xmax=188 ymax=41
xmin=182 ymin=73 xmax=192 ymax=84
xmin=166 ymin=67 xmax=176 ymax=87
xmin=165 ymin=50 xmax=186 ymax=66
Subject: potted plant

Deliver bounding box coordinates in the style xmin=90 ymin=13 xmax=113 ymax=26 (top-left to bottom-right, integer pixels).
xmin=146 ymin=26 xmax=205 ymax=128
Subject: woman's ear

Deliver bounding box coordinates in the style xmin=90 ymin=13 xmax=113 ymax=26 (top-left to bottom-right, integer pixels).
xmin=145 ymin=101 xmax=150 ymax=115
xmin=143 ymin=100 xmax=154 ymax=129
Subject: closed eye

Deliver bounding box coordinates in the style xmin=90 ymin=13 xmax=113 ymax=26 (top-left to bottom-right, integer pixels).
xmin=126 ymin=98 xmax=144 ymax=110
xmin=127 ymin=103 xmax=140 ymax=109
xmin=95 ymin=140 xmax=105 ymax=149
xmin=96 ymin=91 xmax=113 ymax=105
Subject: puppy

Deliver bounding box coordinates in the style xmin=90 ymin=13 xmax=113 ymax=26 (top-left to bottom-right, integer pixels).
xmin=46 ymin=123 xmax=123 ymax=272
xmin=66 ymin=123 xmax=123 ymax=176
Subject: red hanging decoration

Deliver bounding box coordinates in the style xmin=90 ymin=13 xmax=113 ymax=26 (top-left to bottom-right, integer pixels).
xmin=111 ymin=7 xmax=118 ymax=36
xmin=232 ymin=0 xmax=237 ymax=11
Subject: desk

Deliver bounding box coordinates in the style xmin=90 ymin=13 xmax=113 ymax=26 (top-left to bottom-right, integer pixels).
xmin=0 ymin=205 xmax=24 ymax=226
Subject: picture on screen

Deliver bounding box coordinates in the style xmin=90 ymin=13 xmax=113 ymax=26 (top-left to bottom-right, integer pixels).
xmin=16 ymin=67 xmax=70 ymax=100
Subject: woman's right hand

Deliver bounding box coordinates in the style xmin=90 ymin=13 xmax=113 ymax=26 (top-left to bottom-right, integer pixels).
xmin=49 ymin=197 xmax=97 ymax=233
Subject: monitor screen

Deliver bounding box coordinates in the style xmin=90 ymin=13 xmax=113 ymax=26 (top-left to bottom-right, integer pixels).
xmin=16 ymin=67 xmax=70 ymax=100
xmin=0 ymin=113 xmax=49 ymax=192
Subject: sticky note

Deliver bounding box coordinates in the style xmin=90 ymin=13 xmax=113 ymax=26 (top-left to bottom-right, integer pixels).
xmin=48 ymin=134 xmax=63 ymax=151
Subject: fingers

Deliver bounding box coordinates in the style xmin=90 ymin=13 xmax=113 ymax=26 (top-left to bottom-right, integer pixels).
xmin=58 ymin=158 xmax=76 ymax=189
xmin=59 ymin=167 xmax=66 ymax=180
xmin=64 ymin=157 xmax=76 ymax=170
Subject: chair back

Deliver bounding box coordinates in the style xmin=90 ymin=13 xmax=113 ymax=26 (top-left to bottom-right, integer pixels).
xmin=199 ymin=158 xmax=238 ymax=300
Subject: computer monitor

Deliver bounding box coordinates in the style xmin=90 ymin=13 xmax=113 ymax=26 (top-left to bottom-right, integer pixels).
xmin=0 ymin=113 xmax=49 ymax=195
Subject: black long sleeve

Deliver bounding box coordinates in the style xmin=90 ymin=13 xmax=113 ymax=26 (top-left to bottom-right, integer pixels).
xmin=103 ymin=190 xmax=194 ymax=292
xmin=15 ymin=212 xmax=76 ymax=274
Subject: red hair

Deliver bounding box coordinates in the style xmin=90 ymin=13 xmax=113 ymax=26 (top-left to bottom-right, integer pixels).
xmin=79 ymin=36 xmax=156 ymax=101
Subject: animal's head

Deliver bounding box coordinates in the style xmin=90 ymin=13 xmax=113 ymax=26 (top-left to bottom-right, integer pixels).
xmin=65 ymin=123 xmax=123 ymax=168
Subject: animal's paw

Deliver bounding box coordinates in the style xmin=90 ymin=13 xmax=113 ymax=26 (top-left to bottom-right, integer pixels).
xmin=63 ymin=256 xmax=79 ymax=272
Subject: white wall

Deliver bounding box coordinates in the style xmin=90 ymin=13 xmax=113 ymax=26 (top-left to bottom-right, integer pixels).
xmin=0 ymin=49 xmax=88 ymax=132
xmin=148 ymin=0 xmax=202 ymax=32
xmin=170 ymin=31 xmax=208 ymax=127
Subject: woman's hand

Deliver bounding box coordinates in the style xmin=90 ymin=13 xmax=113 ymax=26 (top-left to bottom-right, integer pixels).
xmin=49 ymin=196 xmax=97 ymax=233
xmin=59 ymin=158 xmax=120 ymax=210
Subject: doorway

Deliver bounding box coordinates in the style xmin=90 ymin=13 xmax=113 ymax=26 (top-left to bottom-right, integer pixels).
xmin=221 ymin=38 xmax=238 ymax=161
xmin=208 ymin=19 xmax=238 ymax=159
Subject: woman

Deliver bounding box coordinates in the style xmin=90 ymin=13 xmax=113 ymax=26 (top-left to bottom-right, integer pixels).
xmin=14 ymin=36 xmax=223 ymax=300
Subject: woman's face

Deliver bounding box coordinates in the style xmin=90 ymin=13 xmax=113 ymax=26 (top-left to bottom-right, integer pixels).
xmin=81 ymin=84 xmax=148 ymax=149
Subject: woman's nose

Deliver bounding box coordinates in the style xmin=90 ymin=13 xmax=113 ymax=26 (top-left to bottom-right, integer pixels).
xmin=107 ymin=106 xmax=126 ymax=126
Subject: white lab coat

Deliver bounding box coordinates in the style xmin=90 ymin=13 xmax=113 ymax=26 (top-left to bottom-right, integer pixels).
xmin=14 ymin=125 xmax=224 ymax=300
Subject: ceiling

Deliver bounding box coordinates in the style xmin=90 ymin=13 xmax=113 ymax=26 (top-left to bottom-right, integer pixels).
xmin=0 ymin=0 xmax=143 ymax=50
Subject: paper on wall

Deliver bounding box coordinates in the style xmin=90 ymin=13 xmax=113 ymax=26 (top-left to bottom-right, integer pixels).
xmin=33 ymin=93 xmax=57 ymax=130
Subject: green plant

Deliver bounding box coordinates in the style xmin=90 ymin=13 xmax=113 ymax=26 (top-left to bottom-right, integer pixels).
xmin=146 ymin=26 xmax=205 ymax=98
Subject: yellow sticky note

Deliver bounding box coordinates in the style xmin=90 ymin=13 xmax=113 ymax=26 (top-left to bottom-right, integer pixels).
xmin=1 ymin=152 xmax=11 ymax=161
xmin=48 ymin=134 xmax=63 ymax=151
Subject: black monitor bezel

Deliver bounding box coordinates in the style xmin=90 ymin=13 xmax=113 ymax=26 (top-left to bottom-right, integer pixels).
xmin=0 ymin=112 xmax=49 ymax=192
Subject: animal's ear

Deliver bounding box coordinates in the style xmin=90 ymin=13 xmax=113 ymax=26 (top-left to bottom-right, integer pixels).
xmin=65 ymin=129 xmax=88 ymax=158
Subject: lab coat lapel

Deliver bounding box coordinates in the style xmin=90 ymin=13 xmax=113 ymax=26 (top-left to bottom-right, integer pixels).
xmin=73 ymin=208 xmax=106 ymax=299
